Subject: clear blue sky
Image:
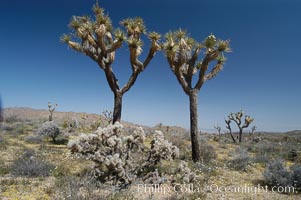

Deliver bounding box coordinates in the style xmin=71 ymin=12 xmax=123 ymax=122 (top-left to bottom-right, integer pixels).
xmin=0 ymin=0 xmax=300 ymax=132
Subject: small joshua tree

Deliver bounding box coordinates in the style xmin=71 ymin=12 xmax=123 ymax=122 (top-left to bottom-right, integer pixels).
xmin=48 ymin=102 xmax=58 ymax=121
xmin=61 ymin=3 xmax=160 ymax=124
xmin=214 ymin=124 xmax=222 ymax=137
xmin=226 ymin=110 xmax=254 ymax=143
xmin=162 ymin=30 xmax=230 ymax=161
xmin=249 ymin=125 xmax=257 ymax=137
xmin=102 ymin=109 xmax=113 ymax=124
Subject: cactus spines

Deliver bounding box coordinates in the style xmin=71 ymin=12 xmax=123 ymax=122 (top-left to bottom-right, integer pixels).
xmin=162 ymin=31 xmax=230 ymax=162
xmin=226 ymin=110 xmax=254 ymax=143
xmin=48 ymin=102 xmax=58 ymax=121
xmin=62 ymin=3 xmax=160 ymax=124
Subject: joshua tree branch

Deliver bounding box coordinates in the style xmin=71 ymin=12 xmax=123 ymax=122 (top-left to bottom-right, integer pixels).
xmin=194 ymin=50 xmax=218 ymax=90
xmin=96 ymin=26 xmax=107 ymax=54
xmin=143 ymin=41 xmax=160 ymax=69
xmin=204 ymin=62 xmax=223 ymax=81
xmin=121 ymin=70 xmax=140 ymax=94
xmin=107 ymin=40 xmax=123 ymax=53
xmin=129 ymin=47 xmax=144 ymax=71
xmin=87 ymin=34 xmax=98 ymax=48
xmin=175 ymin=64 xmax=190 ymax=95
xmin=187 ymin=47 xmax=201 ymax=84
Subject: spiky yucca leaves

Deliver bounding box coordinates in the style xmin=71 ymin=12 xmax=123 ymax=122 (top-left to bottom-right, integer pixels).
xmin=162 ymin=30 xmax=230 ymax=92
xmin=61 ymin=3 xmax=161 ymax=123
xmin=227 ymin=110 xmax=254 ymax=143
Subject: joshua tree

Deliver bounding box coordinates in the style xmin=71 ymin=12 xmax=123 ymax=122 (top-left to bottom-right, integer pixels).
xmin=226 ymin=110 xmax=254 ymax=143
xmin=214 ymin=124 xmax=222 ymax=137
xmin=61 ymin=3 xmax=160 ymax=124
xmin=162 ymin=30 xmax=230 ymax=161
xmin=48 ymin=102 xmax=58 ymax=121
xmin=249 ymin=125 xmax=257 ymax=137
xmin=102 ymin=109 xmax=113 ymax=124
xmin=225 ymin=118 xmax=236 ymax=143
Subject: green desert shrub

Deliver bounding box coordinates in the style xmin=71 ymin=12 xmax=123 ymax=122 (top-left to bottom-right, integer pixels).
xmin=290 ymin=164 xmax=301 ymax=191
xmin=24 ymin=135 xmax=43 ymax=144
xmin=228 ymin=147 xmax=251 ymax=171
xmin=54 ymin=173 xmax=103 ymax=200
xmin=37 ymin=121 xmax=61 ymax=143
xmin=4 ymin=115 xmax=21 ymax=123
xmin=0 ymin=160 xmax=9 ymax=175
xmin=263 ymin=159 xmax=292 ymax=188
xmin=253 ymin=154 xmax=270 ymax=165
xmin=199 ymin=143 xmax=217 ymax=164
xmin=10 ymin=148 xmax=55 ymax=177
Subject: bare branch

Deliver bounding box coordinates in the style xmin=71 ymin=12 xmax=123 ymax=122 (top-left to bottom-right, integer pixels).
xmin=194 ymin=50 xmax=219 ymax=90
xmin=129 ymin=46 xmax=144 ymax=71
xmin=107 ymin=40 xmax=123 ymax=53
xmin=121 ymin=70 xmax=140 ymax=94
xmin=174 ymin=64 xmax=190 ymax=95
xmin=204 ymin=62 xmax=223 ymax=81
xmin=143 ymin=41 xmax=161 ymax=69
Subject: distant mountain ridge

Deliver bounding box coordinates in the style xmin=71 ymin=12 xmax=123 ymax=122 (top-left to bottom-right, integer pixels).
xmin=2 ymin=107 xmax=300 ymax=134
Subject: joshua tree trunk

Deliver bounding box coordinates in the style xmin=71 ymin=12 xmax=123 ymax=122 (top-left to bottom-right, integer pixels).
xmin=239 ymin=128 xmax=243 ymax=142
xmin=189 ymin=90 xmax=201 ymax=162
xmin=113 ymin=93 xmax=123 ymax=124
xmin=230 ymin=131 xmax=236 ymax=143
xmin=52 ymin=136 xmax=56 ymax=143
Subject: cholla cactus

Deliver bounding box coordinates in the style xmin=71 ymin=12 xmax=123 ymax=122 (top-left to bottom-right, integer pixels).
xmin=37 ymin=121 xmax=61 ymax=143
xmin=68 ymin=123 xmax=178 ymax=186
xmin=147 ymin=130 xmax=179 ymax=165
xmin=162 ymin=30 xmax=230 ymax=162
xmin=61 ymin=3 xmax=160 ymax=124
xmin=176 ymin=161 xmax=198 ymax=183
xmin=226 ymin=110 xmax=254 ymax=142
xmin=48 ymin=102 xmax=58 ymax=121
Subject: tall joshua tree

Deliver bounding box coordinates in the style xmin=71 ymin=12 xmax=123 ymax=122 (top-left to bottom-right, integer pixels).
xmin=61 ymin=3 xmax=161 ymax=123
xmin=162 ymin=30 xmax=230 ymax=161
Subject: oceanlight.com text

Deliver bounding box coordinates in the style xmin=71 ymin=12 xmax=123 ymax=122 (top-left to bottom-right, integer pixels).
xmin=137 ymin=183 xmax=297 ymax=195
